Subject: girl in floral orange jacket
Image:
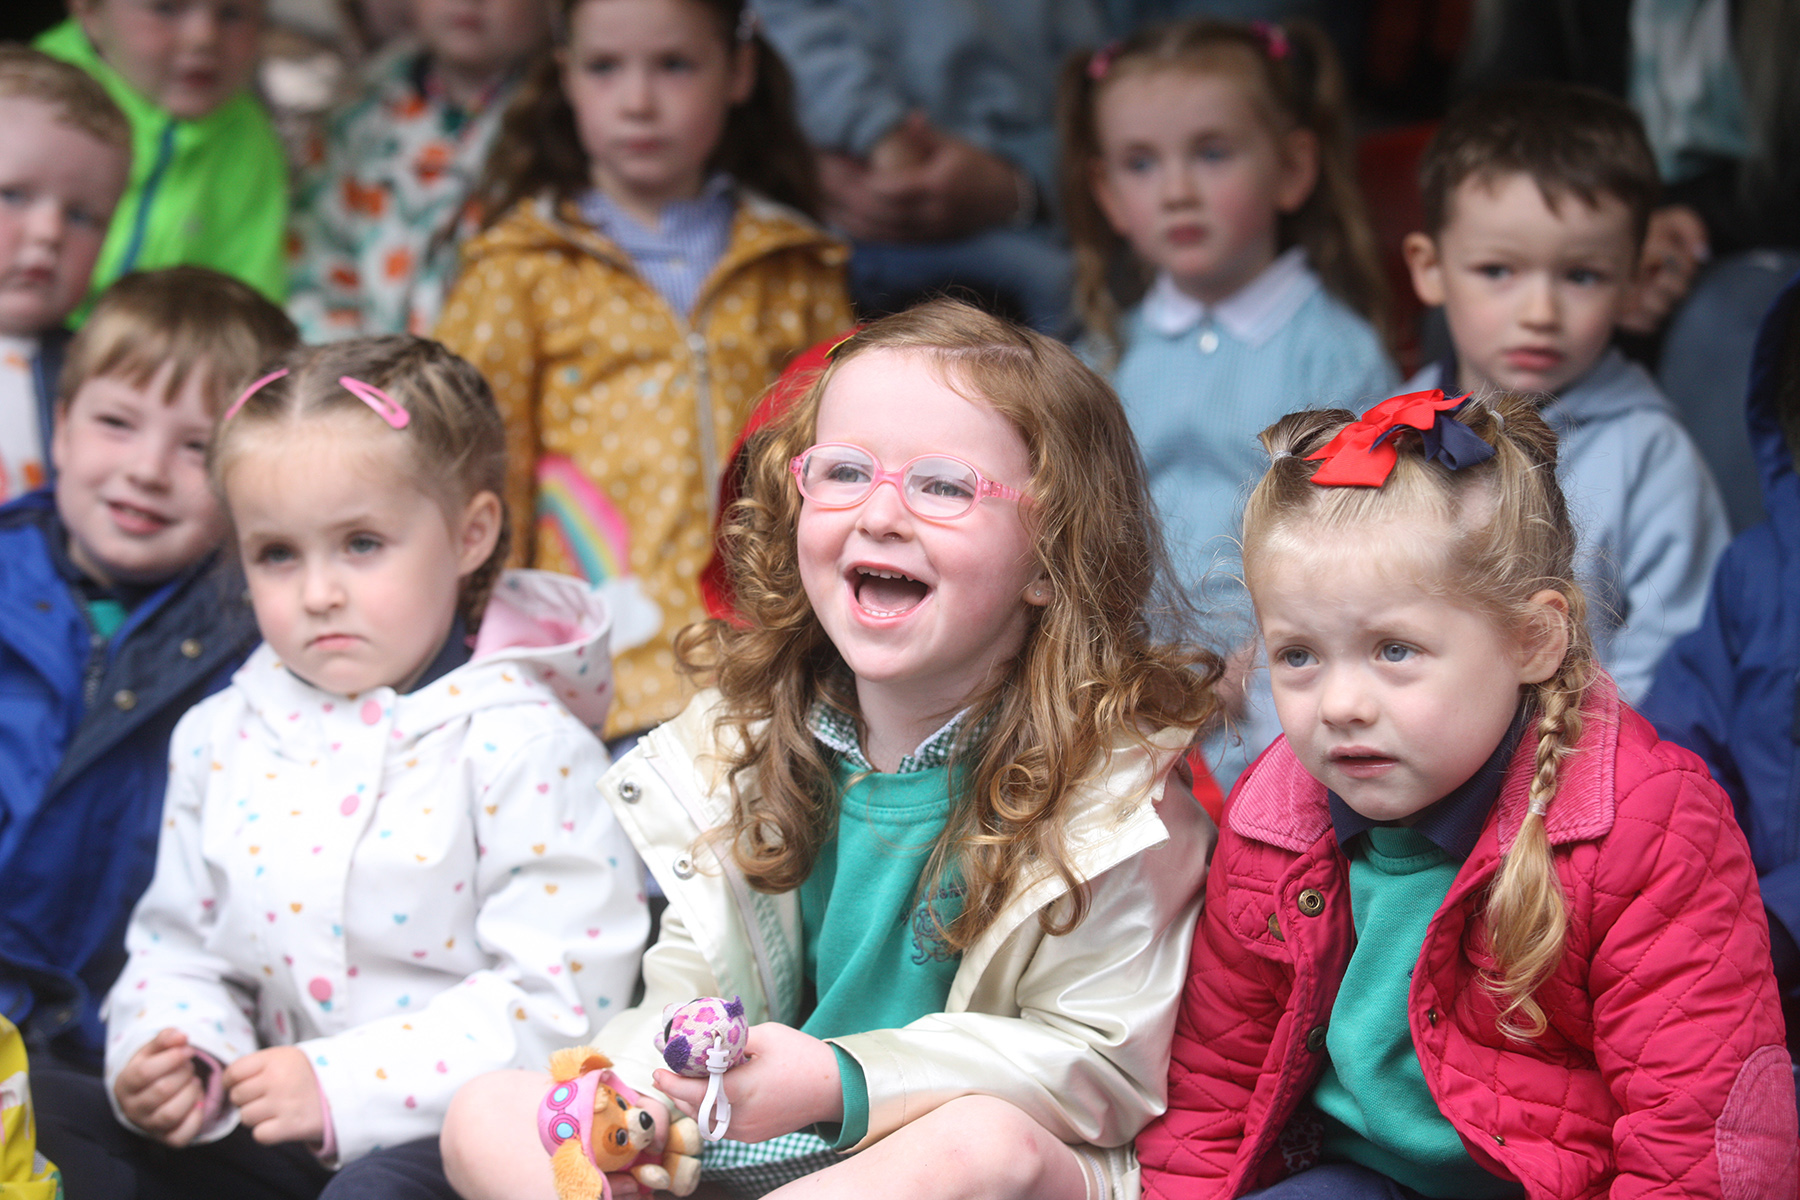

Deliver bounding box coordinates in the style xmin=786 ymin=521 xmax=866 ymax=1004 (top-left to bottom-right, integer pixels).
xmin=435 ymin=0 xmax=851 ymax=741
xmin=1136 ymin=390 xmax=1798 ymax=1199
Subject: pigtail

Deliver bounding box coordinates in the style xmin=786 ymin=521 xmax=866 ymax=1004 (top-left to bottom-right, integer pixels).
xmin=1277 ymin=21 xmax=1390 ymax=349
xmin=1057 ymin=47 xmax=1136 ymax=364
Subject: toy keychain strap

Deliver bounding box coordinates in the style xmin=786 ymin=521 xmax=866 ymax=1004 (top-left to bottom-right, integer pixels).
xmin=697 ymin=1030 xmax=734 ymax=1140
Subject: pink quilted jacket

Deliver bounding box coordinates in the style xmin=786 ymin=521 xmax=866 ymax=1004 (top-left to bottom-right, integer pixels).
xmin=1137 ymin=681 xmax=1799 ymax=1199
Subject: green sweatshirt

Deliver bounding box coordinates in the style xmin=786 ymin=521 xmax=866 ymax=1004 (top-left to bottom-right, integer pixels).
xmin=34 ymin=20 xmax=289 ymax=322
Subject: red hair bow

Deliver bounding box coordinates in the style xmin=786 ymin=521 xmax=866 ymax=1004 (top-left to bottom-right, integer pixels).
xmin=1305 ymin=389 xmax=1491 ymax=487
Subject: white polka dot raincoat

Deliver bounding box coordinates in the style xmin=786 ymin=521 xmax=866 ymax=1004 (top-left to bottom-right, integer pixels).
xmin=102 ymin=570 xmax=649 ymax=1164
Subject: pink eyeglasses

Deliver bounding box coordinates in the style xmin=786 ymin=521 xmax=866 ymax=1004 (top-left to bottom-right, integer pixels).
xmin=789 ymin=443 xmax=1026 ymax=520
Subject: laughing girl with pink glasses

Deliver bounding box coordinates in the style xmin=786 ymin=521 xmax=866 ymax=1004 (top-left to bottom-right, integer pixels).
xmin=441 ymin=298 xmax=1223 ymax=1200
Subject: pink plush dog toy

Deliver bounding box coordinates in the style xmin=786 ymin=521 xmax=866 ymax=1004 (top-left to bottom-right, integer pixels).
xmin=655 ymin=996 xmax=748 ymax=1140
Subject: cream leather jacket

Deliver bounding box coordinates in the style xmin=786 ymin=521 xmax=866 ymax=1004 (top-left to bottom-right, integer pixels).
xmin=594 ymin=691 xmax=1214 ymax=1194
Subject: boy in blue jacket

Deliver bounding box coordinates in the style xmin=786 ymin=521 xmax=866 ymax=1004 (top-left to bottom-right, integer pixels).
xmin=1642 ymin=271 xmax=1800 ymax=1068
xmin=0 ymin=266 xmax=295 ymax=1071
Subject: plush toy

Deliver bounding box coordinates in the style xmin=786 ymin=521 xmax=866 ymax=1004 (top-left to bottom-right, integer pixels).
xmin=654 ymin=996 xmax=748 ymax=1140
xmin=540 ymin=1047 xmax=702 ymax=1200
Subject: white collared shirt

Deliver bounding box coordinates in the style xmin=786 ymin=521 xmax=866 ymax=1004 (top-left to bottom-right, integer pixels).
xmin=1140 ymin=246 xmax=1317 ymax=350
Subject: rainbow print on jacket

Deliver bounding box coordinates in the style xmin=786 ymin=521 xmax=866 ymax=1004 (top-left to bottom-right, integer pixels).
xmin=534 ymin=454 xmax=662 ymax=654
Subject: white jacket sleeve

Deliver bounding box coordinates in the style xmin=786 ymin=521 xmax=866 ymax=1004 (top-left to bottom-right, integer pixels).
xmin=304 ymin=722 xmax=649 ymax=1163
xmin=103 ymin=702 xmax=261 ymax=1144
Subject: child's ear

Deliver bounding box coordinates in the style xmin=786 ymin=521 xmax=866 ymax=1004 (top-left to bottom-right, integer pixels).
xmin=1403 ymin=232 xmax=1446 ymax=307
xmin=1516 ymin=589 xmax=1571 ymax=685
xmin=1275 ymin=127 xmax=1319 ymax=215
xmin=455 ymin=491 xmax=504 ymax=576
xmin=1021 ymin=573 xmax=1051 ymax=608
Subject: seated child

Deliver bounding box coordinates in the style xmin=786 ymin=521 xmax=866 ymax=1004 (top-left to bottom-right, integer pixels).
xmin=0 ymin=46 xmax=131 ymax=502
xmin=440 ymin=299 xmax=1221 ymax=1200
xmin=0 ymin=266 xmax=296 ymax=1072
xmin=287 ymin=0 xmax=552 ymax=341
xmin=1400 ymin=82 xmax=1729 ymax=703
xmin=37 ymin=337 xmax=649 ymax=1199
xmin=35 ymin=0 xmax=289 ymax=319
xmin=435 ymin=0 xmax=854 ymax=743
xmin=1138 ymin=390 xmax=1797 ymax=1198
xmin=1642 ymin=274 xmax=1800 ymax=1072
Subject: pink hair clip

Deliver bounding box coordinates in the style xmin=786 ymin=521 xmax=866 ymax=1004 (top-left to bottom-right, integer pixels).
xmin=338 ymin=376 xmax=410 ymax=429
xmin=1087 ymin=41 xmax=1121 ymax=80
xmin=223 ymin=368 xmax=289 ymax=421
xmin=1251 ymin=20 xmax=1290 ymax=60
xmin=220 ymin=369 xmax=410 ymax=430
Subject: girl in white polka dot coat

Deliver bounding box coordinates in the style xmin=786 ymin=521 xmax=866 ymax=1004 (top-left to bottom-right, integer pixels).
xmin=93 ymin=339 xmax=649 ymax=1189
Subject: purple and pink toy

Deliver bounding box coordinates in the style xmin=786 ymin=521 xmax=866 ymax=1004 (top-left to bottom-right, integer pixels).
xmin=654 ymin=996 xmax=748 ymax=1139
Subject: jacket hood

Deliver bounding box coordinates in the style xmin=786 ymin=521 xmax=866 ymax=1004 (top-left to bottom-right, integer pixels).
xmin=234 ymin=568 xmax=615 ymax=748
xmin=1539 ymin=347 xmax=1679 ymax=428
xmin=1408 ymin=347 xmax=1676 ymax=430
xmin=1746 ymin=273 xmax=1800 ymax=523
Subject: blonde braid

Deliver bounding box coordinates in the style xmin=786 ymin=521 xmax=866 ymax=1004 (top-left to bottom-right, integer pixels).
xmin=1485 ymin=636 xmax=1594 ymax=1039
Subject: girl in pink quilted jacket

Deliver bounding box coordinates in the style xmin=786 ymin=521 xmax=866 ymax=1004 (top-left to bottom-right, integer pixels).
xmin=1136 ymin=389 xmax=1799 ymax=1200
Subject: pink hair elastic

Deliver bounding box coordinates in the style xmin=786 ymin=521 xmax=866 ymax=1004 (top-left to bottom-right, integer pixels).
xmin=1087 ymin=40 xmax=1121 ymax=80
xmin=1251 ymin=20 xmax=1290 ymax=60
xmin=222 ymin=369 xmax=410 ymax=430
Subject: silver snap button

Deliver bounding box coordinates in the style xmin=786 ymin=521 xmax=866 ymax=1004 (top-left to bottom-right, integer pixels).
xmin=618 ymin=780 xmax=641 ymax=803
xmin=180 ymin=638 xmax=203 ymax=659
xmin=113 ymin=689 xmax=138 ymax=712
xmin=672 ymin=854 xmax=695 ymax=879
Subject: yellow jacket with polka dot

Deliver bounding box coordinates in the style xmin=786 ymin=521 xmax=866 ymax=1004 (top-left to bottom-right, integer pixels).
xmin=436 ymin=190 xmax=852 ymax=737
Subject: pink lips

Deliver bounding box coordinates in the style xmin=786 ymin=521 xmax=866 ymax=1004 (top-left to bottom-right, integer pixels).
xmin=106 ymin=499 xmax=170 ymax=536
xmin=1329 ymin=746 xmax=1396 ymax=779
xmin=1503 ymin=346 xmax=1561 ymax=373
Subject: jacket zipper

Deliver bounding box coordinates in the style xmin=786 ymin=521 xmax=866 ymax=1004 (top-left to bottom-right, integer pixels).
xmin=119 ymin=120 xmax=177 ymax=278
xmin=81 ymin=631 xmax=106 ymax=710
xmin=686 ymin=328 xmax=719 ymax=520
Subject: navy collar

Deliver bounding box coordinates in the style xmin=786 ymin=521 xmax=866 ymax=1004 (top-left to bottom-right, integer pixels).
xmin=406 ymin=614 xmax=471 ymax=693
xmin=1328 ymin=705 xmax=1529 ymax=861
xmin=42 ymin=500 xmax=169 ymax=614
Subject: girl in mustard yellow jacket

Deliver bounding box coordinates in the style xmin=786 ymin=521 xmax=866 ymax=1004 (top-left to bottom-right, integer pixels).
xmin=437 ymin=0 xmax=852 ymax=739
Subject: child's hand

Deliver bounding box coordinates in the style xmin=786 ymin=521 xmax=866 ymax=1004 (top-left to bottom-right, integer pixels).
xmin=653 ymin=1023 xmax=843 ymax=1145
xmin=115 ymin=1027 xmax=206 ymax=1147
xmin=222 ymin=1045 xmax=323 ymax=1146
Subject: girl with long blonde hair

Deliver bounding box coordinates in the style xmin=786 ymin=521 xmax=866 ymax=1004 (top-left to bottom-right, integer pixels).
xmin=1137 ymin=390 xmax=1796 ymax=1198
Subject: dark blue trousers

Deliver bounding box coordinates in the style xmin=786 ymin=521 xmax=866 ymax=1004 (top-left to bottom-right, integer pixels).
xmin=33 ymin=1066 xmax=460 ymax=1200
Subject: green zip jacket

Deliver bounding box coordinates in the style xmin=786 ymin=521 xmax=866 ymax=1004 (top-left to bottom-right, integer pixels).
xmin=34 ymin=20 xmax=288 ymax=322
